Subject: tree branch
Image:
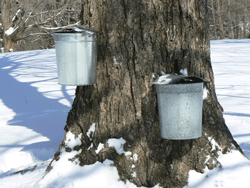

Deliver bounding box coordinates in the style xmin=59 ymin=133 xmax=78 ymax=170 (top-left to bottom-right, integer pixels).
xmin=16 ymin=21 xmax=81 ymax=41
xmin=23 ymin=0 xmax=71 ymax=32
xmin=41 ymin=21 xmax=81 ymax=31
xmin=9 ymin=0 xmax=70 ymax=41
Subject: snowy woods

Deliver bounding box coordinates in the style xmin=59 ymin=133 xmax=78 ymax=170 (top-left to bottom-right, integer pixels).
xmin=1 ymin=0 xmax=250 ymax=52
xmin=1 ymin=0 xmax=250 ymax=187
xmin=0 ymin=0 xmax=82 ymax=52
xmin=209 ymin=0 xmax=250 ymax=39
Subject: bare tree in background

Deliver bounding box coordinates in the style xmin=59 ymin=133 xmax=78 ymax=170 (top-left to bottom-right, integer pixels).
xmin=0 ymin=0 xmax=81 ymax=52
xmin=2 ymin=0 xmax=250 ymax=51
xmin=209 ymin=0 xmax=250 ymax=39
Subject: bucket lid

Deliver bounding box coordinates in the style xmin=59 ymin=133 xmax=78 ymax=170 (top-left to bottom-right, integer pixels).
xmin=54 ymin=25 xmax=98 ymax=34
xmin=153 ymin=74 xmax=209 ymax=85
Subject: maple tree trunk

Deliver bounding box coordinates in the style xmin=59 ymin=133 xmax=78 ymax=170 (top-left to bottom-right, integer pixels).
xmin=50 ymin=0 xmax=244 ymax=187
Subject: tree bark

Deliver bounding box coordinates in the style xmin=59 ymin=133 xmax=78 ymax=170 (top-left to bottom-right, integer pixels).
xmin=227 ymin=0 xmax=234 ymax=39
xmin=211 ymin=0 xmax=218 ymax=39
xmin=235 ymin=0 xmax=239 ymax=39
xmin=217 ymin=0 xmax=225 ymax=39
xmin=243 ymin=2 xmax=247 ymax=38
xmin=49 ymin=0 xmax=244 ymax=187
xmin=1 ymin=0 xmax=16 ymax=52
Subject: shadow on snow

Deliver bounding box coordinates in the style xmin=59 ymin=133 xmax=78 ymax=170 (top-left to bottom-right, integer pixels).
xmin=0 ymin=50 xmax=73 ymax=161
xmin=223 ymin=112 xmax=250 ymax=118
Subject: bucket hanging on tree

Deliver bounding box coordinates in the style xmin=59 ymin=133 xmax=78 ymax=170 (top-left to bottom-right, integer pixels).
xmin=54 ymin=26 xmax=98 ymax=86
xmin=154 ymin=75 xmax=208 ymax=140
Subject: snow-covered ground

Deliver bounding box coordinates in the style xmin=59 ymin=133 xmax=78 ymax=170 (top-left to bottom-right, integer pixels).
xmin=0 ymin=39 xmax=250 ymax=187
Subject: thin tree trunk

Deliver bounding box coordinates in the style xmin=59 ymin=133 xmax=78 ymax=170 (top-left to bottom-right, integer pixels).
xmin=1 ymin=0 xmax=16 ymax=52
xmin=248 ymin=0 xmax=250 ymax=38
xmin=211 ymin=0 xmax=218 ymax=39
xmin=227 ymin=0 xmax=234 ymax=39
xmin=243 ymin=2 xmax=247 ymax=38
xmin=218 ymin=0 xmax=225 ymax=39
xmin=236 ymin=0 xmax=239 ymax=39
xmin=48 ymin=0 xmax=244 ymax=187
xmin=3 ymin=35 xmax=16 ymax=52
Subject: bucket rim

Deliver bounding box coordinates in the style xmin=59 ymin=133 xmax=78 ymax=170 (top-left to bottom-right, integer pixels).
xmin=54 ymin=26 xmax=98 ymax=34
xmin=153 ymin=75 xmax=209 ymax=85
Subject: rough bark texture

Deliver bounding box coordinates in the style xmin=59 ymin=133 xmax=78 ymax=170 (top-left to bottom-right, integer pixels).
xmin=50 ymin=0 xmax=243 ymax=187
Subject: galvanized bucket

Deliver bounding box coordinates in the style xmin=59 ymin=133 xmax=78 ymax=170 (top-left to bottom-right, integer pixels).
xmin=54 ymin=27 xmax=98 ymax=86
xmin=154 ymin=75 xmax=206 ymax=140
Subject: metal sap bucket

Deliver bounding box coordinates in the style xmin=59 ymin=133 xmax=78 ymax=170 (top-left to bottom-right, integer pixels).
xmin=154 ymin=75 xmax=207 ymax=140
xmin=54 ymin=26 xmax=98 ymax=86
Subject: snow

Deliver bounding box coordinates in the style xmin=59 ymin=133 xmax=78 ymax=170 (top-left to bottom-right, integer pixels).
xmin=180 ymin=68 xmax=188 ymax=76
xmin=65 ymin=132 xmax=82 ymax=149
xmin=12 ymin=9 xmax=21 ymax=22
xmin=187 ymin=149 xmax=250 ymax=188
xmin=95 ymin=143 xmax=105 ymax=154
xmin=5 ymin=27 xmax=14 ymax=35
xmin=5 ymin=27 xmax=18 ymax=36
xmin=86 ymin=123 xmax=96 ymax=140
xmin=131 ymin=172 xmax=137 ymax=178
xmin=113 ymin=56 xmax=123 ymax=65
xmin=0 ymin=39 xmax=250 ymax=187
xmin=186 ymin=39 xmax=250 ymax=187
xmin=154 ymin=74 xmax=185 ymax=84
xmin=0 ymin=49 xmax=75 ymax=173
xmin=134 ymin=154 xmax=138 ymax=161
xmin=107 ymin=137 xmax=132 ymax=156
xmin=203 ymin=87 xmax=209 ymax=99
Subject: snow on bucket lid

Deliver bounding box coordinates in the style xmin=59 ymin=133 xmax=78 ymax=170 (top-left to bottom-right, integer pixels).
xmin=153 ymin=74 xmax=208 ymax=85
xmin=54 ymin=25 xmax=98 ymax=34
